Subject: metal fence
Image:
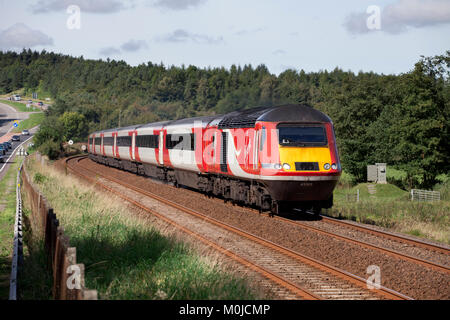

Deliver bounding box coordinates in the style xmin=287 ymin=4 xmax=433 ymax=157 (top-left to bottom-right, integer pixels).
xmin=346 ymin=189 xmax=360 ymax=202
xmin=410 ymin=189 xmax=440 ymax=202
xmin=9 ymin=162 xmax=24 ymax=300
xmin=20 ymin=160 xmax=97 ymax=300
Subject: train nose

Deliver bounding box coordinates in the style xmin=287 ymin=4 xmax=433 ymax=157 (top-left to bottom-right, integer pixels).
xmin=263 ymin=179 xmax=339 ymax=202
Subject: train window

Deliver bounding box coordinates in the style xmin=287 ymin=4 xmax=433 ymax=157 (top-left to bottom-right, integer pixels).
xmin=89 ymin=138 xmax=93 ymax=145
xmin=166 ymin=134 xmax=195 ymax=151
xmin=136 ymin=135 xmax=159 ymax=149
xmin=278 ymin=125 xmax=327 ymax=146
xmin=94 ymin=137 xmax=101 ymax=146
xmin=103 ymin=137 xmax=114 ymax=146
xmin=117 ymin=136 xmax=132 ymax=147
xmin=260 ymin=127 xmax=266 ymax=151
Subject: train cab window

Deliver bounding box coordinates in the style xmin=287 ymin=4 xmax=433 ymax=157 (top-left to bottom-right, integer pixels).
xmin=166 ymin=134 xmax=195 ymax=151
xmin=89 ymin=138 xmax=93 ymax=145
xmin=117 ymin=136 xmax=132 ymax=147
xmin=94 ymin=137 xmax=101 ymax=146
xmin=136 ymin=135 xmax=159 ymax=148
xmin=278 ymin=125 xmax=327 ymax=147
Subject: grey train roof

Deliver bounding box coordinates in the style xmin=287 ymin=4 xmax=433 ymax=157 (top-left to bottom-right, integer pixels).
xmin=216 ymin=104 xmax=332 ymax=129
xmin=94 ymin=104 xmax=331 ymax=134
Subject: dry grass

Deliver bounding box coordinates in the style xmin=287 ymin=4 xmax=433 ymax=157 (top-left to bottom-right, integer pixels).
xmin=24 ymin=157 xmax=263 ymax=300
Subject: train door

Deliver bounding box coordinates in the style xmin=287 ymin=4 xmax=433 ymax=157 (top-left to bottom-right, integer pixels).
xmin=220 ymin=131 xmax=228 ymax=173
xmin=253 ymin=130 xmax=259 ymax=171
xmin=131 ymin=131 xmax=136 ymax=161
xmin=113 ymin=133 xmax=116 ymax=158
xmin=159 ymin=131 xmax=164 ymax=165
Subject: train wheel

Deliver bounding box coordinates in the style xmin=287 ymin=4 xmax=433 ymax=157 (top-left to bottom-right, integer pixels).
xmin=312 ymin=206 xmax=322 ymax=216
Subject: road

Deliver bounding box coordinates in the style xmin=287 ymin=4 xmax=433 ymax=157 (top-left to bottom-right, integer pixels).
xmin=0 ymin=101 xmax=34 ymax=138
xmin=0 ymin=101 xmax=38 ymax=181
xmin=0 ymin=132 xmax=35 ymax=181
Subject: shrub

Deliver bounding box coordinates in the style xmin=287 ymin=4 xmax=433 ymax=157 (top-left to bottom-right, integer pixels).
xmin=38 ymin=140 xmax=62 ymax=160
xmin=33 ymin=172 xmax=46 ymax=184
xmin=338 ymin=171 xmax=357 ymax=189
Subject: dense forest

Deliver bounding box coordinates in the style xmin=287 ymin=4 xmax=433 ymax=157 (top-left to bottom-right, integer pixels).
xmin=0 ymin=49 xmax=448 ymax=188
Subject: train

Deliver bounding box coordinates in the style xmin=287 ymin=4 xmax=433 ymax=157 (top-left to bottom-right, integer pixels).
xmin=87 ymin=104 xmax=341 ymax=215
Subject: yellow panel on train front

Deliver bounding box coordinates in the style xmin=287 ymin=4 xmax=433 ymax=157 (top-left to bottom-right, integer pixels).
xmin=279 ymin=147 xmax=332 ymax=172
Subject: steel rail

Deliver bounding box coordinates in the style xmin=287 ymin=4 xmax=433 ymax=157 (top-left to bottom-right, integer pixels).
xmin=263 ymin=212 xmax=450 ymax=274
xmin=69 ymin=155 xmax=411 ymax=300
xmin=65 ymin=155 xmax=320 ymax=300
xmin=318 ymin=214 xmax=450 ymax=255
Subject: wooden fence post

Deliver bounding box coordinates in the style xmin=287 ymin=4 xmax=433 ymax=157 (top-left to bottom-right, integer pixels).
xmin=21 ymin=158 xmax=98 ymax=300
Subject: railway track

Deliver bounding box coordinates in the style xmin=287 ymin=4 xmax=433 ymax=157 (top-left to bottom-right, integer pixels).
xmin=264 ymin=211 xmax=450 ymax=274
xmin=66 ymin=155 xmax=412 ymax=300
xmin=318 ymin=214 xmax=450 ymax=255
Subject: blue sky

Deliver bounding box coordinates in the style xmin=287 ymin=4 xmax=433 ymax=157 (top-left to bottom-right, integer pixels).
xmin=0 ymin=0 xmax=449 ymax=75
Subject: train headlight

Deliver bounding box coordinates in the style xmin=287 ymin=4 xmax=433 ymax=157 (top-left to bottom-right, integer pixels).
xmin=331 ymin=163 xmax=337 ymax=170
xmin=282 ymin=163 xmax=291 ymax=170
xmin=324 ymin=163 xmax=331 ymax=170
xmin=274 ymin=164 xmax=282 ymax=170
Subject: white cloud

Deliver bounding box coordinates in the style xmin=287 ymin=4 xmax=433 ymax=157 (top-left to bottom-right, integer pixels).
xmin=99 ymin=46 xmax=121 ymax=56
xmin=32 ymin=0 xmax=133 ymax=14
xmin=152 ymin=0 xmax=206 ymax=11
xmin=344 ymin=0 xmax=450 ymax=34
xmin=0 ymin=23 xmax=53 ymax=50
xmin=233 ymin=27 xmax=265 ymax=37
xmin=273 ymin=49 xmax=286 ymax=55
xmin=120 ymin=39 xmax=148 ymax=52
xmin=157 ymin=29 xmax=223 ymax=44
xmin=99 ymin=39 xmax=148 ymax=56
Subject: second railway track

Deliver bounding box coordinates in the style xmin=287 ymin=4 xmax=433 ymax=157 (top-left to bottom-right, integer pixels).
xmin=65 ymin=155 xmax=413 ymax=300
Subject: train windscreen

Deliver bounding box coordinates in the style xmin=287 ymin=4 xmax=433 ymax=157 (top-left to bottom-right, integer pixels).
xmin=278 ymin=125 xmax=327 ymax=146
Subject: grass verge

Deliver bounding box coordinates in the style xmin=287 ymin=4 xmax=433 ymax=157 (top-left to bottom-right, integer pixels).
xmin=24 ymin=157 xmax=263 ymax=300
xmin=0 ymin=99 xmax=40 ymax=112
xmin=12 ymin=113 xmax=44 ymax=133
xmin=0 ymin=156 xmax=21 ymax=299
xmin=328 ymin=183 xmax=450 ymax=244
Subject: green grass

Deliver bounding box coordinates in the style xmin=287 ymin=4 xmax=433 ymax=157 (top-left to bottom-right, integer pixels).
xmin=23 ymin=157 xmax=263 ymax=300
xmin=18 ymin=205 xmax=53 ymax=300
xmin=0 ymin=99 xmax=40 ymax=112
xmin=12 ymin=113 xmax=44 ymax=133
xmin=328 ymin=181 xmax=450 ymax=244
xmin=0 ymin=153 xmax=52 ymax=300
xmin=334 ymin=182 xmax=408 ymax=202
xmin=0 ymin=157 xmax=21 ymax=299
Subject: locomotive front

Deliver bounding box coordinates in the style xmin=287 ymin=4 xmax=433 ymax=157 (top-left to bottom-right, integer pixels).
xmin=255 ymin=105 xmax=341 ymax=213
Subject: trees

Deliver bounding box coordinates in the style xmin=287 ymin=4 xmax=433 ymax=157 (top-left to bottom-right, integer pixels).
xmin=376 ymin=53 xmax=449 ymax=188
xmin=0 ymin=49 xmax=448 ymax=188
xmin=59 ymin=111 xmax=89 ymax=142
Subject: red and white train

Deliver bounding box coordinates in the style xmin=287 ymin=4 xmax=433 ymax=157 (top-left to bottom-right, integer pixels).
xmin=88 ymin=104 xmax=341 ymax=214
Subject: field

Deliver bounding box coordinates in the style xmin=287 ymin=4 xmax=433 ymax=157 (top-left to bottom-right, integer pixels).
xmin=21 ymin=157 xmax=264 ymax=300
xmin=329 ymin=172 xmax=450 ymax=244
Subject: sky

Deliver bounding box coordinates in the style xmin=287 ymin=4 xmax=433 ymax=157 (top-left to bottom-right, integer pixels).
xmin=0 ymin=0 xmax=449 ymax=75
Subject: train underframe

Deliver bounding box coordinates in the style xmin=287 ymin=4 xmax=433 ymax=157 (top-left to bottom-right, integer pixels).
xmin=88 ymin=154 xmax=334 ymax=215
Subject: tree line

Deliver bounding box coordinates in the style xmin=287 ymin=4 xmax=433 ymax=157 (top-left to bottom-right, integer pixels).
xmin=0 ymin=49 xmax=448 ymax=188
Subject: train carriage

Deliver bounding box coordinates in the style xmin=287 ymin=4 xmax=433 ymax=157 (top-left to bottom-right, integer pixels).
xmin=88 ymin=104 xmax=341 ymax=214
